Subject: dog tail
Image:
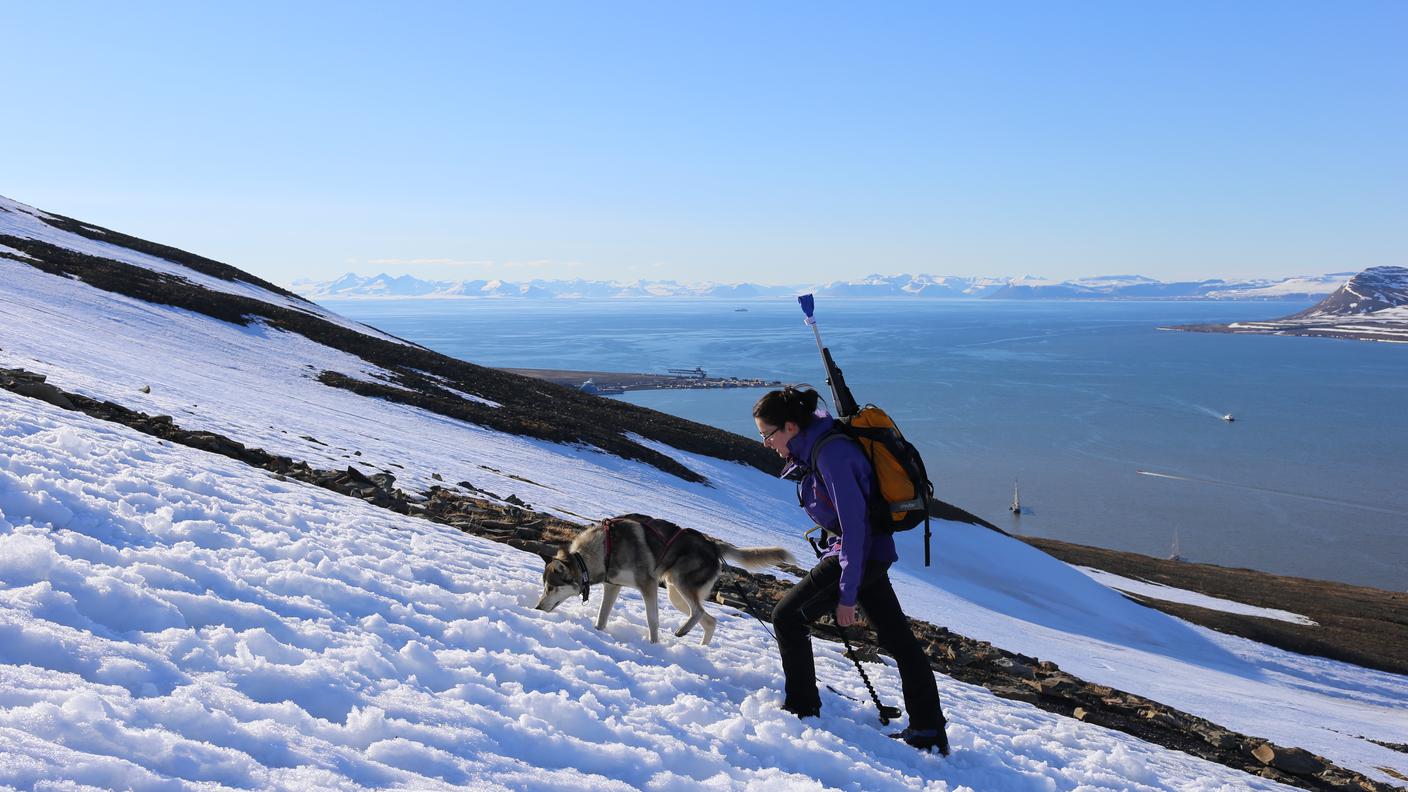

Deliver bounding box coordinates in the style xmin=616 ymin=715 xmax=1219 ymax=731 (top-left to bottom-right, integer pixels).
xmin=718 ymin=543 xmax=793 ymax=571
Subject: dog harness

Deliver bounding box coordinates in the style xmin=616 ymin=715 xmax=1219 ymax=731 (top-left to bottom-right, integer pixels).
xmin=573 ymin=516 xmax=696 ymax=603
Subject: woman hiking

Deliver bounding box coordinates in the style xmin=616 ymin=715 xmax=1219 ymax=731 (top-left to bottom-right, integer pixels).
xmin=753 ymin=385 xmax=950 ymax=755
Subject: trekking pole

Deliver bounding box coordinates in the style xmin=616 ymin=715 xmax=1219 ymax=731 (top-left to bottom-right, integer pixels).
xmin=724 ymin=575 xmax=900 ymax=725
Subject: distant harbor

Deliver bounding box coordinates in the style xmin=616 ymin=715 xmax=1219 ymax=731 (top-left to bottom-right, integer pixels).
xmin=500 ymin=367 xmax=782 ymax=395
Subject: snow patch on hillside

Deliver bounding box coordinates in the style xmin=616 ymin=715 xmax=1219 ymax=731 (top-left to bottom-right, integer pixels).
xmin=0 ymin=393 xmax=1300 ymax=791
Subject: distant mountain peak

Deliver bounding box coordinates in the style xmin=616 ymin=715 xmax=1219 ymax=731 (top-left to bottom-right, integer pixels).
xmin=1293 ymin=266 xmax=1408 ymax=318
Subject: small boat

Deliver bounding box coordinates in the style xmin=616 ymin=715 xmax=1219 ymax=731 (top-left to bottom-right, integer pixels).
xmin=1009 ymin=480 xmax=1021 ymax=515
xmin=734 ymin=308 xmax=749 ymax=312
xmin=1222 ymin=414 xmax=1235 ymax=422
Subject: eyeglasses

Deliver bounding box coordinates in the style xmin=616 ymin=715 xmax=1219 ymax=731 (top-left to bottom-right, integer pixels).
xmin=759 ymin=426 xmax=781 ymax=444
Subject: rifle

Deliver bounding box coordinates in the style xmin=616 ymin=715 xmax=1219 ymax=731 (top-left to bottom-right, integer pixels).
xmin=797 ymin=294 xmax=859 ymax=419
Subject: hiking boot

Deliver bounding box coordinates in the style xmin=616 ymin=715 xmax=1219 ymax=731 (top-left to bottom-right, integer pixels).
xmin=889 ymin=724 xmax=950 ymax=756
xmin=781 ymin=701 xmax=820 ymax=719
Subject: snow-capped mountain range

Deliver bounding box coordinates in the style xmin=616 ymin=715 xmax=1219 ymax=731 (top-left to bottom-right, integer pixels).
xmin=292 ymin=270 xmax=1357 ymax=301
xmin=3 ymin=192 xmax=1406 ymax=790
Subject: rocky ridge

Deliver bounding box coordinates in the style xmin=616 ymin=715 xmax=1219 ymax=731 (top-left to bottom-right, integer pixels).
xmin=1 ymin=367 xmax=1397 ymax=792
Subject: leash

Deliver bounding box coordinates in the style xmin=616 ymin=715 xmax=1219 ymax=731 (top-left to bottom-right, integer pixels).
xmin=723 ymin=575 xmax=899 ymax=725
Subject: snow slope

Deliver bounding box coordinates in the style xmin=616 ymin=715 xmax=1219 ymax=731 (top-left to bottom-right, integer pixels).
xmin=0 ymin=390 xmax=1298 ymax=792
xmin=2 ymin=195 xmax=1405 ymax=788
xmin=0 ymin=196 xmax=402 ymax=346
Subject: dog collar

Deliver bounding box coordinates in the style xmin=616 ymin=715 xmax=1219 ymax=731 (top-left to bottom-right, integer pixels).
xmin=569 ymin=551 xmax=591 ymax=602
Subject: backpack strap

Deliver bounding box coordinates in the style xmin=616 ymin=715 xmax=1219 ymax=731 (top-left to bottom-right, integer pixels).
xmin=798 ymin=428 xmax=848 ymax=517
xmin=808 ymin=428 xmax=849 ymax=473
xmin=805 ymin=428 xmax=889 ymax=537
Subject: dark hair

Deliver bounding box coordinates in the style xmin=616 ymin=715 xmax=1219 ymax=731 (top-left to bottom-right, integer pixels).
xmin=752 ymin=385 xmax=822 ymax=429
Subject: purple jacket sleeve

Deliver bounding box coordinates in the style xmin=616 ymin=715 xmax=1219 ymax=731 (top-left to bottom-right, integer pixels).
xmin=816 ymin=443 xmax=874 ymax=607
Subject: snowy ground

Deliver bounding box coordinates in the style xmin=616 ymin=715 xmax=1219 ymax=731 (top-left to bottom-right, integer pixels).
xmin=2 ymin=198 xmax=1406 ymax=788
xmin=0 ymin=391 xmax=1299 ymax=791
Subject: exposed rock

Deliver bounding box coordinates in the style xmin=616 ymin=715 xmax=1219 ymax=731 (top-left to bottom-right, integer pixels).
xmin=988 ymin=683 xmax=1044 ymax=705
xmin=1140 ymin=708 xmax=1186 ymax=730
xmin=1193 ymin=724 xmax=1240 ymax=750
xmin=12 ymin=380 xmax=76 ymax=409
xmin=991 ymin=657 xmax=1037 ymax=680
xmin=1251 ymin=744 xmax=1327 ymax=776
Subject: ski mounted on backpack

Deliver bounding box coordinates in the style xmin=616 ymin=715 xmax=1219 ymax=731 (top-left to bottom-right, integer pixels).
xmin=797 ymin=293 xmax=936 ymax=566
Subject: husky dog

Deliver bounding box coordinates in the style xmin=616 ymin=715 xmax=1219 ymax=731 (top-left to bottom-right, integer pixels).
xmin=534 ymin=513 xmax=792 ymax=645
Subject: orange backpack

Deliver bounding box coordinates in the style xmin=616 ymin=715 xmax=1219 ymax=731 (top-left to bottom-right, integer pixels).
xmin=809 ymin=404 xmax=935 ymax=565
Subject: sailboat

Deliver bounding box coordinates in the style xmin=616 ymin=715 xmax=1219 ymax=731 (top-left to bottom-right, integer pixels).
xmin=1168 ymin=528 xmax=1183 ymax=562
xmin=1009 ymin=480 xmax=1021 ymax=515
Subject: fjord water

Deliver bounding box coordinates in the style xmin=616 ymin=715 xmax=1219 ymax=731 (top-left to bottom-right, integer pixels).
xmin=324 ymin=298 xmax=1408 ymax=590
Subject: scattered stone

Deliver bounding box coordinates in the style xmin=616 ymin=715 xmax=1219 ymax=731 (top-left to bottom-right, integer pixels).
xmin=1073 ymin=707 xmax=1088 ymax=721
xmin=140 ymin=385 xmax=150 ymax=393
xmin=989 ymin=683 xmax=1044 ymax=705
xmin=1251 ymin=744 xmax=1326 ymax=776
xmin=992 ymin=657 xmax=1037 ymax=680
xmin=432 ymin=472 xmax=443 ymax=481
xmin=1140 ymin=708 xmax=1185 ymax=730
xmin=1031 ymin=673 xmax=1082 ymax=698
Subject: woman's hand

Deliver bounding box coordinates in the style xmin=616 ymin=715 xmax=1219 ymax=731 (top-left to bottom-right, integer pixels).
xmin=835 ymin=603 xmax=856 ymax=627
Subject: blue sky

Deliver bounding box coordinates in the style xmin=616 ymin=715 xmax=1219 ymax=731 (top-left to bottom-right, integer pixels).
xmin=4 ymin=2 xmax=1405 ymax=285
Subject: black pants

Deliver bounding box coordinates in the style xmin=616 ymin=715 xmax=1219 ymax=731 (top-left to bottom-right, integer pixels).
xmin=772 ymin=555 xmax=944 ymax=730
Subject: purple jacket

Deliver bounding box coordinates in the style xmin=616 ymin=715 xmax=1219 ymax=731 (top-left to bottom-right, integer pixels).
xmin=782 ymin=415 xmax=897 ymax=606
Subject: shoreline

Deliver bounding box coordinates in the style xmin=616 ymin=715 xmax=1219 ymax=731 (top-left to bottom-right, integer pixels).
xmin=1166 ymin=321 xmax=1408 ymax=344
xmin=500 ymin=366 xmax=782 ymax=393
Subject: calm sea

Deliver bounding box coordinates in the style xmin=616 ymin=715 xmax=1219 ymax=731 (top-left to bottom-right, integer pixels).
xmin=324 ymin=298 xmax=1408 ymax=591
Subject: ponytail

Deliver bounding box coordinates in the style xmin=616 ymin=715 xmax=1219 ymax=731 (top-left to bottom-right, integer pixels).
xmin=753 ymin=385 xmax=823 ymax=430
